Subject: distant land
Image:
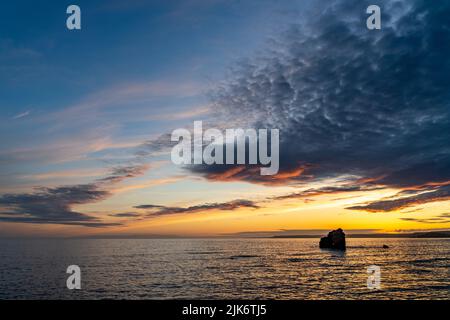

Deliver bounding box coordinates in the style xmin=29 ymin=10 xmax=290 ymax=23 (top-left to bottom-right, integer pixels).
xmin=3 ymin=230 xmax=450 ymax=240
xmin=272 ymin=231 xmax=450 ymax=239
xmin=68 ymin=230 xmax=450 ymax=239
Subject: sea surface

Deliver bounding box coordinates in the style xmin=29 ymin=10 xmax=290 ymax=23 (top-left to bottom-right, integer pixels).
xmin=0 ymin=238 xmax=449 ymax=299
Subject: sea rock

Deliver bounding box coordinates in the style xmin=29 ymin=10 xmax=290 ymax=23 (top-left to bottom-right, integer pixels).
xmin=319 ymin=228 xmax=346 ymax=250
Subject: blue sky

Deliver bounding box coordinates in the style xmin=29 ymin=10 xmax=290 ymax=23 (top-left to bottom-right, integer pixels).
xmin=0 ymin=0 xmax=302 ymax=178
xmin=0 ymin=0 xmax=305 ymax=235
xmin=1 ymin=0 xmax=450 ymax=237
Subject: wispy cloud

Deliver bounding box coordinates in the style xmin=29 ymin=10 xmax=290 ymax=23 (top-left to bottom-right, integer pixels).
xmin=0 ymin=163 xmax=150 ymax=227
xmin=347 ymin=184 xmax=450 ymax=212
xmin=108 ymin=212 xmax=142 ymax=218
xmin=135 ymin=199 xmax=260 ymax=218
xmin=273 ymin=184 xmax=384 ymax=201
xmin=400 ymin=213 xmax=450 ymax=224
xmin=49 ymin=80 xmax=206 ymax=124
xmin=111 ymin=176 xmax=185 ymax=194
xmin=20 ymin=168 xmax=107 ymax=181
xmin=0 ymin=184 xmax=113 ymax=227
xmin=12 ymin=110 xmax=30 ymax=120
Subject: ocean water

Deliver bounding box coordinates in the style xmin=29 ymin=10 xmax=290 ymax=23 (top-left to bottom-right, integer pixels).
xmin=0 ymin=238 xmax=449 ymax=300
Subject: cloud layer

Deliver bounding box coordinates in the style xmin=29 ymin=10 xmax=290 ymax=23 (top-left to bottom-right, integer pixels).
xmin=135 ymin=199 xmax=260 ymax=217
xmin=348 ymin=184 xmax=450 ymax=212
xmin=188 ymin=0 xmax=450 ymax=210
xmin=0 ymin=164 xmax=149 ymax=227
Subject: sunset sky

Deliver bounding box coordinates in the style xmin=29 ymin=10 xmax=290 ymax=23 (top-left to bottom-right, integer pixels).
xmin=1 ymin=0 xmax=450 ymax=237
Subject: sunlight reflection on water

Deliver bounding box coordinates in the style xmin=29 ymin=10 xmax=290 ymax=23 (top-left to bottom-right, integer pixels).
xmin=0 ymin=238 xmax=449 ymax=299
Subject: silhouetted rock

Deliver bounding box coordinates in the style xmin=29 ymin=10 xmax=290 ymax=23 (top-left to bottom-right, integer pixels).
xmin=319 ymin=228 xmax=346 ymax=250
xmin=382 ymin=244 xmax=389 ymax=249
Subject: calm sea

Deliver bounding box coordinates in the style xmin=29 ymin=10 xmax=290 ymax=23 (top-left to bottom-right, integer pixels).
xmin=0 ymin=238 xmax=449 ymax=299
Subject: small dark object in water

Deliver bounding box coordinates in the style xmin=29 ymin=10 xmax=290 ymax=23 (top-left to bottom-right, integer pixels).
xmin=383 ymin=245 xmax=389 ymax=249
xmin=319 ymin=228 xmax=346 ymax=250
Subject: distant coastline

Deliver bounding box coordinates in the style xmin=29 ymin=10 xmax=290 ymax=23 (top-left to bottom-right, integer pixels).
xmin=272 ymin=231 xmax=450 ymax=239
xmin=2 ymin=230 xmax=450 ymax=240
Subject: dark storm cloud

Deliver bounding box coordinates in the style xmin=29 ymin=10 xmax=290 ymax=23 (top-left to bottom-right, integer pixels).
xmin=191 ymin=0 xmax=450 ymax=204
xmin=0 ymin=163 xmax=150 ymax=226
xmin=135 ymin=199 xmax=260 ymax=217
